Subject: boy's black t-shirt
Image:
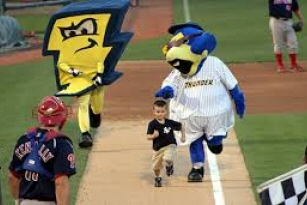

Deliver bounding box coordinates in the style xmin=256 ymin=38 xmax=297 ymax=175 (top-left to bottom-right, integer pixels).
xmin=147 ymin=119 xmax=182 ymax=151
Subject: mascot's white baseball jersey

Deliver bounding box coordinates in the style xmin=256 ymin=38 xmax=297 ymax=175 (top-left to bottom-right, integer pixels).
xmin=155 ymin=22 xmax=246 ymax=182
xmin=162 ymin=56 xmax=237 ymax=145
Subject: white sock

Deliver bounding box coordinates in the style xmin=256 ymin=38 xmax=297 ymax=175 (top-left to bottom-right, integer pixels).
xmin=193 ymin=162 xmax=204 ymax=169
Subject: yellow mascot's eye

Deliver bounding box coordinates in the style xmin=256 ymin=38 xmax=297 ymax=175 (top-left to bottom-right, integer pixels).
xmin=59 ymin=18 xmax=98 ymax=41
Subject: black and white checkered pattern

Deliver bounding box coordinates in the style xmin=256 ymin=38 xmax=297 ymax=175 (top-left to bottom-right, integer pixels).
xmin=257 ymin=165 xmax=307 ymax=205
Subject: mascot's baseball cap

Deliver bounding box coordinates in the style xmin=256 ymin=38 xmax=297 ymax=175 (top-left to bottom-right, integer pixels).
xmin=168 ymin=22 xmax=203 ymax=35
xmin=36 ymin=96 xmax=69 ymax=128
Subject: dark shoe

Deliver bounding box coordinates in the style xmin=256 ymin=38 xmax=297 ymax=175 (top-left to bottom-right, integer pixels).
xmin=203 ymin=134 xmax=224 ymax=154
xmin=188 ymin=167 xmax=204 ymax=182
xmin=198 ymin=167 xmax=204 ymax=177
xmin=154 ymin=177 xmax=162 ymax=187
xmin=79 ymin=132 xmax=93 ymax=148
xmin=89 ymin=106 xmax=101 ymax=128
xmin=207 ymin=144 xmax=223 ymax=154
xmin=166 ymin=164 xmax=174 ymax=176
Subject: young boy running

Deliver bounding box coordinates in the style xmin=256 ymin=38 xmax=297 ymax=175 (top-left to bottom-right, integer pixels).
xmin=146 ymin=100 xmax=185 ymax=187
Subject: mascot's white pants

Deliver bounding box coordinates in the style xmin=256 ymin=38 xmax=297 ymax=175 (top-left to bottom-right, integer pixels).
xmin=170 ymin=108 xmax=235 ymax=146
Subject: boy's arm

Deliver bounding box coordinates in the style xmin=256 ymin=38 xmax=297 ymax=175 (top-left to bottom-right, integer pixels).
xmin=55 ymin=175 xmax=70 ymax=205
xmin=147 ymin=130 xmax=159 ymax=140
xmin=180 ymin=123 xmax=186 ymax=143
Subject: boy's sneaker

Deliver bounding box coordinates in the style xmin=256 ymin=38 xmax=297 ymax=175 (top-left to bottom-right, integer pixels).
xmin=166 ymin=164 xmax=174 ymax=176
xmin=154 ymin=177 xmax=162 ymax=187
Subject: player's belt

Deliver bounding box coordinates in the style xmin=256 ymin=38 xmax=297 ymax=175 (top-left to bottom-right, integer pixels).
xmin=273 ymin=16 xmax=289 ymax=21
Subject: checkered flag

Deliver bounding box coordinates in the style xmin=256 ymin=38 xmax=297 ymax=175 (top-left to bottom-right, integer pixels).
xmin=257 ymin=164 xmax=307 ymax=205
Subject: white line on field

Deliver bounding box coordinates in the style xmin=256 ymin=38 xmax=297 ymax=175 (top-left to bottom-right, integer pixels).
xmin=182 ymin=0 xmax=225 ymax=203
xmin=183 ymin=0 xmax=191 ymax=22
xmin=206 ymin=146 xmax=226 ymax=205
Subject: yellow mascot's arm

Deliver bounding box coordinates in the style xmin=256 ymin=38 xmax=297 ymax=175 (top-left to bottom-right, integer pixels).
xmin=57 ymin=62 xmax=71 ymax=73
xmin=92 ymin=62 xmax=106 ymax=86
xmin=97 ymin=62 xmax=105 ymax=74
xmin=58 ymin=62 xmax=82 ymax=77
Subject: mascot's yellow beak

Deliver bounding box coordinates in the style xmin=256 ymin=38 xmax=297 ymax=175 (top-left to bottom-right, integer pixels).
xmin=163 ymin=34 xmax=208 ymax=77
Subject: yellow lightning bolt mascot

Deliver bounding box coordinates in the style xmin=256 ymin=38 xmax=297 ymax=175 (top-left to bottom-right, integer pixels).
xmin=43 ymin=0 xmax=133 ymax=148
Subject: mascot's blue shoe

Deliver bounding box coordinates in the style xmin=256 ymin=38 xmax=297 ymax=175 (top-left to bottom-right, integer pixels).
xmin=188 ymin=167 xmax=204 ymax=182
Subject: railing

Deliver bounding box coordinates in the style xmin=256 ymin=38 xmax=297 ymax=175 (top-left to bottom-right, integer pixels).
xmin=0 ymin=0 xmax=4 ymax=15
xmin=1 ymin=0 xmax=72 ymax=13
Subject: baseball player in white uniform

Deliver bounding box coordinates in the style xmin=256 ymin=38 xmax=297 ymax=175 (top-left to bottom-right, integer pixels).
xmin=155 ymin=22 xmax=246 ymax=182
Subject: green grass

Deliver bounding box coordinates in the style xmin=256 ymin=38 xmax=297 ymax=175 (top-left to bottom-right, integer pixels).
xmin=0 ymin=58 xmax=90 ymax=205
xmin=235 ymin=113 xmax=307 ymax=203
xmin=10 ymin=0 xmax=307 ymax=62
xmin=2 ymin=1 xmax=307 ymax=204
xmin=14 ymin=14 xmax=50 ymax=34
xmin=173 ymin=0 xmax=307 ymax=62
xmin=121 ymin=36 xmax=170 ymax=60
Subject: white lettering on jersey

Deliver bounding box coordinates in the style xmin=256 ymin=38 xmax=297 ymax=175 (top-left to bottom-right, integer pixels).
xmin=38 ymin=144 xmax=54 ymax=163
xmin=161 ymin=56 xmax=238 ymax=117
xmin=15 ymin=142 xmax=32 ymax=160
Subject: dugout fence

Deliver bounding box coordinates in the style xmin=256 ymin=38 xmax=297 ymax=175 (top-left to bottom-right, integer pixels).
xmin=0 ymin=0 xmax=73 ymax=52
xmin=0 ymin=0 xmax=139 ymax=53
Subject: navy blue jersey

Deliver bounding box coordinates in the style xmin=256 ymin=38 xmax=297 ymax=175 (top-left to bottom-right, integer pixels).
xmin=8 ymin=128 xmax=76 ymax=201
xmin=147 ymin=119 xmax=182 ymax=151
xmin=269 ymin=0 xmax=299 ymax=19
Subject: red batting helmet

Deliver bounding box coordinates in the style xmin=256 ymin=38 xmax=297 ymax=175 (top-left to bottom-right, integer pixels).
xmin=36 ymin=96 xmax=69 ymax=128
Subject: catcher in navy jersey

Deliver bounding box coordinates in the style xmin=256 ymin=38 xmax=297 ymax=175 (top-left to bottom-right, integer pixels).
xmin=8 ymin=96 xmax=76 ymax=205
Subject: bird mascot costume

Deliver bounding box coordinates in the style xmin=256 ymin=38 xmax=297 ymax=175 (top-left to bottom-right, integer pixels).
xmin=155 ymin=22 xmax=245 ymax=182
xmin=42 ymin=0 xmax=133 ymax=148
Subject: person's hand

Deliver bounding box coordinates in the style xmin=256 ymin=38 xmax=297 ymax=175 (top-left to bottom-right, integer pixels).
xmin=229 ymin=85 xmax=245 ymax=119
xmin=93 ymin=73 xmax=104 ymax=86
xmin=235 ymin=100 xmax=245 ymax=119
xmin=68 ymin=68 xmax=82 ymax=77
xmin=153 ymin=130 xmax=159 ymax=138
xmin=155 ymin=86 xmax=174 ymax=99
